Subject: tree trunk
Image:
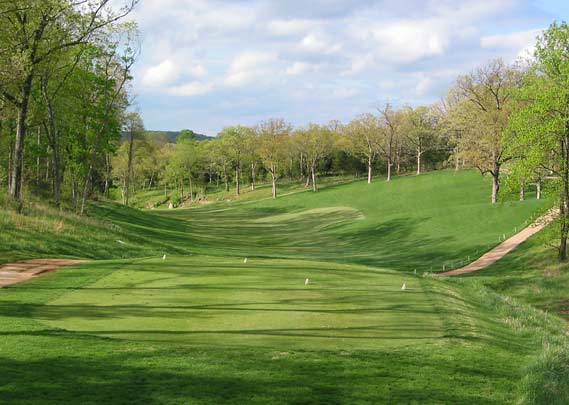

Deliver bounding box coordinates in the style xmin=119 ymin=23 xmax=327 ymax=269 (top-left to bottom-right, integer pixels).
xmin=305 ymin=174 xmax=311 ymax=188
xmin=271 ymin=169 xmax=277 ymax=199
xmin=454 ymin=148 xmax=460 ymax=171
xmin=36 ymin=127 xmax=41 ymax=194
xmin=417 ymin=147 xmax=422 ymax=175
xmin=224 ymin=167 xmax=229 ymax=191
xmin=250 ymin=163 xmax=256 ymax=191
xmin=536 ymin=177 xmax=542 ymax=200
xmin=367 ymin=156 xmax=372 ymax=184
xmin=235 ymin=167 xmax=240 ymax=196
xmin=491 ymin=173 xmax=499 ymax=204
xmin=104 ymin=153 xmax=111 ymax=197
xmin=560 ymin=132 xmax=569 ymax=261
xmin=311 ymin=165 xmax=317 ymax=192
xmin=43 ymin=79 xmax=62 ymax=205
xmin=189 ymin=177 xmax=193 ymax=201
xmin=387 ymin=160 xmax=392 ymax=182
xmin=560 ymin=228 xmax=568 ymax=262
xmin=124 ymin=131 xmax=135 ymax=206
xmin=491 ymin=162 xmax=500 ymax=204
xmin=520 ymin=181 xmax=525 ymax=201
xmin=396 ymin=151 xmax=401 ymax=175
xmin=80 ymin=165 xmax=92 ymax=215
xmin=9 ymin=74 xmax=33 ymax=201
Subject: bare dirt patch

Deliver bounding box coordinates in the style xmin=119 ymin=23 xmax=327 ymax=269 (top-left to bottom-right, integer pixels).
xmin=0 ymin=259 xmax=87 ymax=288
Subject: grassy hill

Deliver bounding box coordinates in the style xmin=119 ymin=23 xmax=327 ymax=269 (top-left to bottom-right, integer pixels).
xmin=1 ymin=170 xmax=567 ymax=403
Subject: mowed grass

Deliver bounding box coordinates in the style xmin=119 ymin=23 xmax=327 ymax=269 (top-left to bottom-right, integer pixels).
xmin=1 ymin=169 xmax=565 ymax=404
xmin=2 ymin=257 xmax=564 ymax=404
xmin=35 ymin=256 xmax=442 ymax=350
xmin=154 ymin=170 xmax=546 ymax=271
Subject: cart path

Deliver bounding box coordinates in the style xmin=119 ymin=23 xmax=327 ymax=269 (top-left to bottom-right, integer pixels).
xmin=437 ymin=210 xmax=557 ymax=277
xmin=0 ymin=259 xmax=87 ymax=287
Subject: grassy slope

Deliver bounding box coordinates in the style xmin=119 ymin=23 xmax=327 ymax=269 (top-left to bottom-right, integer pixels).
xmin=155 ymin=170 xmax=545 ymax=271
xmin=465 ymin=222 xmax=569 ymax=319
xmin=1 ymin=170 xmax=567 ymax=404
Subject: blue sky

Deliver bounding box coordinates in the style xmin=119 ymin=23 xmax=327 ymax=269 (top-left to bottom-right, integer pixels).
xmin=131 ymin=0 xmax=569 ymax=135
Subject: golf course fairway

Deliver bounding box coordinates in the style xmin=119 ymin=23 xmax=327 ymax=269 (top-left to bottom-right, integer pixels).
xmin=1 ymin=171 xmax=567 ymax=404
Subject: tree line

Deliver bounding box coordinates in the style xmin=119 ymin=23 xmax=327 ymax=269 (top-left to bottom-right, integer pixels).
xmin=2 ymin=6 xmax=569 ymax=259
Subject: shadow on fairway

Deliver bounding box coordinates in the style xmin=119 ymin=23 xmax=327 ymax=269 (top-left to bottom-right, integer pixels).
xmin=0 ymin=342 xmax=522 ymax=404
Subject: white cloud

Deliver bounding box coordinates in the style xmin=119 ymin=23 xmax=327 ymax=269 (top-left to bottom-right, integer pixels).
xmin=481 ymin=29 xmax=542 ymax=49
xmin=167 ymin=81 xmax=214 ymax=97
xmin=300 ymin=34 xmax=342 ymax=54
xmin=188 ymin=64 xmax=206 ymax=78
xmin=131 ymin=0 xmax=561 ymax=134
xmin=286 ymin=62 xmax=319 ymax=75
xmin=367 ymin=20 xmax=449 ymax=63
xmin=268 ymin=19 xmax=313 ymax=36
xmin=142 ymin=59 xmax=180 ymax=87
xmin=415 ymin=75 xmax=434 ymax=97
xmin=332 ymin=87 xmax=360 ymax=98
xmin=225 ymin=51 xmax=279 ymax=87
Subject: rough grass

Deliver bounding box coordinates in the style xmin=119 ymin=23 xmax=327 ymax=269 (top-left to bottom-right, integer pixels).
xmin=464 ymin=224 xmax=569 ymax=404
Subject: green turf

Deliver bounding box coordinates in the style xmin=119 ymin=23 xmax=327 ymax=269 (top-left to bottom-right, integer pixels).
xmin=2 ymin=257 xmax=563 ymax=404
xmin=151 ymin=170 xmax=546 ymax=271
xmin=35 ymin=256 xmax=443 ymax=350
xmin=1 ymin=170 xmax=567 ymax=404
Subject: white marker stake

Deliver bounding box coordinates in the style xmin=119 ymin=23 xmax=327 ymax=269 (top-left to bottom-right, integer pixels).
xmin=401 ymin=282 xmax=407 ymax=291
xmin=243 ymin=258 xmax=248 ymax=264
xmin=162 ymin=254 xmax=166 ymax=260
xmin=305 ymin=278 xmax=309 ymax=285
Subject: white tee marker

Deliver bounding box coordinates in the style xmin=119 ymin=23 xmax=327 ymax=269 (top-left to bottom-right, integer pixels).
xmin=243 ymin=258 xmax=248 ymax=264
xmin=162 ymin=254 xmax=166 ymax=260
xmin=401 ymin=282 xmax=407 ymax=291
xmin=305 ymin=278 xmax=310 ymax=285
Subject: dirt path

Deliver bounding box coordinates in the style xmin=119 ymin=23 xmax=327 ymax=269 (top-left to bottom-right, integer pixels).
xmin=437 ymin=210 xmax=557 ymax=277
xmin=0 ymin=259 xmax=87 ymax=288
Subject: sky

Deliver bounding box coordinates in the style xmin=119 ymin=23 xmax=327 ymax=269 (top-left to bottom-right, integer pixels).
xmin=130 ymin=0 xmax=569 ymax=136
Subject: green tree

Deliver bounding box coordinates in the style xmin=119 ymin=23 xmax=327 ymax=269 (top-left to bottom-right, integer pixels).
xmin=218 ymin=126 xmax=250 ymax=196
xmin=295 ymin=124 xmax=335 ymax=192
xmin=454 ymin=59 xmax=520 ymax=203
xmin=344 ymin=114 xmax=381 ymax=184
xmin=257 ymin=118 xmax=292 ymax=198
xmin=0 ymin=0 xmax=138 ymax=201
xmin=403 ymin=105 xmax=439 ymax=175
xmin=178 ymin=129 xmax=197 ymax=143
xmin=507 ymin=21 xmax=569 ymax=260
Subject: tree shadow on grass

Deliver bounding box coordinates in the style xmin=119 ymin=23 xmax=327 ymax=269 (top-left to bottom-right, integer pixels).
xmin=0 ymin=339 xmax=521 ymax=404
